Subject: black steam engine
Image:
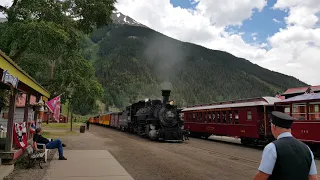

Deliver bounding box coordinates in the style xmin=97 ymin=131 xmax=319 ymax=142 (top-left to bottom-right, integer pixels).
xmin=128 ymin=90 xmax=184 ymax=141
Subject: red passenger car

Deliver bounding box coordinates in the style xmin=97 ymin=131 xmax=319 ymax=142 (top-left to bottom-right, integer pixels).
xmin=275 ymin=92 xmax=320 ymax=151
xmin=182 ymin=96 xmax=282 ymax=145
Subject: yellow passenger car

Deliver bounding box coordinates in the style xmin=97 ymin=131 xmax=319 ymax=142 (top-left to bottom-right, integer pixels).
xmin=101 ymin=113 xmax=111 ymax=126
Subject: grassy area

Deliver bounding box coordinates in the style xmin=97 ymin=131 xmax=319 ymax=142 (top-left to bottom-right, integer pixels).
xmin=42 ymin=122 xmax=83 ymax=129
xmin=41 ymin=130 xmax=78 ymax=139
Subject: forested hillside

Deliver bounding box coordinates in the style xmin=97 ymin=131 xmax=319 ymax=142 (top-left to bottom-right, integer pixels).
xmin=87 ymin=24 xmax=307 ymax=108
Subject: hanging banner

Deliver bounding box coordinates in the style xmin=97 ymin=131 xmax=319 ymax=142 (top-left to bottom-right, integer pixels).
xmin=13 ymin=122 xmax=27 ymax=150
xmin=1 ymin=70 xmax=19 ymax=88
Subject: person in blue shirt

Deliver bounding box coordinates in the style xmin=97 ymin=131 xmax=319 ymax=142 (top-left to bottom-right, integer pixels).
xmin=253 ymin=111 xmax=318 ymax=180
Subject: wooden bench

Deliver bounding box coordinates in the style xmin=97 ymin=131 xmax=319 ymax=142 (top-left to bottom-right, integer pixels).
xmin=26 ymin=138 xmax=53 ymax=169
xmin=26 ymin=144 xmax=46 ymax=169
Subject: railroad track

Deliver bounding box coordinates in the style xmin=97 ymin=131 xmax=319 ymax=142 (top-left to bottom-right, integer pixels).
xmin=183 ymin=143 xmax=260 ymax=169
xmin=183 ymin=143 xmax=320 ymax=179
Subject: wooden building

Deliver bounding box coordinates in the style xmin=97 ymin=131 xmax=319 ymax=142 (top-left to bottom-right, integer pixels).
xmin=0 ymin=50 xmax=50 ymax=164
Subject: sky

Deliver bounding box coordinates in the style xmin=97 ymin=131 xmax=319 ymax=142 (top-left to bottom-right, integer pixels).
xmin=0 ymin=0 xmax=319 ymax=86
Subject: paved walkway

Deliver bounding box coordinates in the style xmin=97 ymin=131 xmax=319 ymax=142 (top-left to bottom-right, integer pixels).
xmin=42 ymin=150 xmax=134 ymax=180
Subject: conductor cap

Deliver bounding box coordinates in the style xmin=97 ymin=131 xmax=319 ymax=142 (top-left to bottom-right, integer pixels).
xmin=271 ymin=111 xmax=294 ymax=129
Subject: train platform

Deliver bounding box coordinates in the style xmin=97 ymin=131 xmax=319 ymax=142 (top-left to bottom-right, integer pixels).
xmin=42 ymin=150 xmax=134 ymax=180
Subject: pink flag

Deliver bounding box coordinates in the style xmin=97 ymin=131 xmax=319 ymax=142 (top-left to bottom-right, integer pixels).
xmin=46 ymin=95 xmax=60 ymax=113
xmin=46 ymin=95 xmax=61 ymax=122
xmin=54 ymin=100 xmax=61 ymax=123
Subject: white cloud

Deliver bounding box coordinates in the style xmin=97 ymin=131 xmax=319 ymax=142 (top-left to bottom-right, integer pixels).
xmin=194 ymin=0 xmax=267 ymax=27
xmin=0 ymin=0 xmax=11 ymax=18
xmin=273 ymin=18 xmax=281 ymax=23
xmin=115 ymin=0 xmax=320 ymax=85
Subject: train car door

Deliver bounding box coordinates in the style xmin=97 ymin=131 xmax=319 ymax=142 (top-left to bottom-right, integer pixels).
xmin=265 ymin=106 xmax=274 ymax=137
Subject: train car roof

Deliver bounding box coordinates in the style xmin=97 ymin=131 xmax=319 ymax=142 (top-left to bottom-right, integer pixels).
xmin=182 ymin=96 xmax=281 ymax=112
xmin=276 ymin=92 xmax=320 ymax=104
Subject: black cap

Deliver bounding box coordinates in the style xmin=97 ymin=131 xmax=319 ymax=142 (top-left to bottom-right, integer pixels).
xmin=271 ymin=111 xmax=294 ymax=129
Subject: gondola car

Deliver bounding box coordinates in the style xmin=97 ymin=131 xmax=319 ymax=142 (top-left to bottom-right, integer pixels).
xmin=182 ymin=96 xmax=281 ymax=145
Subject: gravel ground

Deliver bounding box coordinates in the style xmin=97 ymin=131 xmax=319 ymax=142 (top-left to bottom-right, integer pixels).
xmin=63 ymin=125 xmax=263 ymax=180
xmin=4 ymin=149 xmax=57 ymax=180
xmin=5 ymin=125 xmax=320 ymax=180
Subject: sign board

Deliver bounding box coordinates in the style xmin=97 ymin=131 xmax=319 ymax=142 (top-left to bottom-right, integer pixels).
xmin=1 ymin=70 xmax=19 ymax=88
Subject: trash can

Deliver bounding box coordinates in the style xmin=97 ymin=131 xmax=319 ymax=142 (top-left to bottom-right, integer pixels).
xmin=80 ymin=125 xmax=85 ymax=133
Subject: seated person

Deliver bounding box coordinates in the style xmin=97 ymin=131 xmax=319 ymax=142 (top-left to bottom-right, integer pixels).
xmin=33 ymin=127 xmax=67 ymax=160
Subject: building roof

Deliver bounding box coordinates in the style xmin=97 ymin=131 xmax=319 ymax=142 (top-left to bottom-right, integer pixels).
xmin=276 ymin=93 xmax=320 ymax=104
xmin=182 ymin=97 xmax=281 ymax=112
xmin=15 ymin=94 xmax=37 ymax=108
xmin=0 ymin=50 xmax=50 ymax=99
xmin=282 ymin=85 xmax=320 ymax=95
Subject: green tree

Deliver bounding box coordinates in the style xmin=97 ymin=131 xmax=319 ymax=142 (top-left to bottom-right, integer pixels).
xmin=0 ymin=0 xmax=115 ymax=114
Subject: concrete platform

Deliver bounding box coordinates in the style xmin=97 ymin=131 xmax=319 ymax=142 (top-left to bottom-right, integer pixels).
xmin=42 ymin=150 xmax=134 ymax=180
xmin=0 ymin=165 xmax=14 ymax=180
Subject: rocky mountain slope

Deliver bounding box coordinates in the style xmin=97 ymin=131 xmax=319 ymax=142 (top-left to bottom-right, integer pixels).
xmin=84 ymin=18 xmax=307 ymax=108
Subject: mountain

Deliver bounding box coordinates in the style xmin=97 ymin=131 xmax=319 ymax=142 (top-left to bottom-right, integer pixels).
xmin=111 ymin=11 xmax=148 ymax=28
xmin=85 ymin=16 xmax=307 ymax=108
xmin=0 ymin=13 xmax=307 ymax=109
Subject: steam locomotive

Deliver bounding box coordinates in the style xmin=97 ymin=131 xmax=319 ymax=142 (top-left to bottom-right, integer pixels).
xmin=89 ymin=90 xmax=186 ymax=142
xmin=125 ymin=90 xmax=184 ymax=141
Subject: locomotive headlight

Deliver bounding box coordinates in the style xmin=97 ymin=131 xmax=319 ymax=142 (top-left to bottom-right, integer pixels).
xmin=169 ymin=100 xmax=174 ymax=105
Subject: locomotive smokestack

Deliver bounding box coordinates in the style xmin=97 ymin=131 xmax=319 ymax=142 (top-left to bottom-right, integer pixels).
xmin=161 ymin=90 xmax=171 ymax=104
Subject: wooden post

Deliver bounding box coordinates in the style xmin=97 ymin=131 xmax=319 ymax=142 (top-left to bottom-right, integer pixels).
xmin=70 ymin=113 xmax=73 ymax=132
xmin=34 ymin=96 xmax=40 ymax=128
xmin=23 ymin=94 xmax=30 ymax=140
xmin=5 ymin=89 xmax=17 ymax=152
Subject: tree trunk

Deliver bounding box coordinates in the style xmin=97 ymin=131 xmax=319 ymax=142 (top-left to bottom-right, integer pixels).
xmin=50 ymin=61 xmax=55 ymax=79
